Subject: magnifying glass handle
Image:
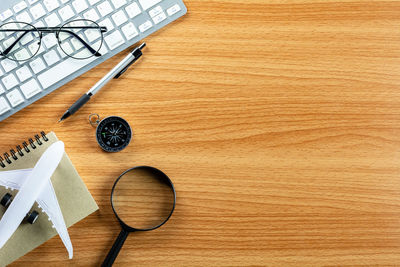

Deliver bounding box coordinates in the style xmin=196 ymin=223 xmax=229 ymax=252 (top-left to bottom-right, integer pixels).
xmin=102 ymin=228 xmax=130 ymax=267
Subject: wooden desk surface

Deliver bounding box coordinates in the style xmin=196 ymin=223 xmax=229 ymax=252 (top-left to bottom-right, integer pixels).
xmin=2 ymin=0 xmax=400 ymax=266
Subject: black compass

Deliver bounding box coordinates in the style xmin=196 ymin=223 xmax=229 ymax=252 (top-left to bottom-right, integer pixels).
xmin=93 ymin=116 xmax=132 ymax=152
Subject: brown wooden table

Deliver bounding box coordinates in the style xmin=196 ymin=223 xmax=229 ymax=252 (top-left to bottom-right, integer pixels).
xmin=3 ymin=0 xmax=400 ymax=265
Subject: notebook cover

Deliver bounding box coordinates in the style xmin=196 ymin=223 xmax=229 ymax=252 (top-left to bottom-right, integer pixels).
xmin=0 ymin=132 xmax=98 ymax=266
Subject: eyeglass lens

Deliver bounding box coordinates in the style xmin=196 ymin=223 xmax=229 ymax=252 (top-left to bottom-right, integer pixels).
xmin=0 ymin=22 xmax=41 ymax=61
xmin=0 ymin=19 xmax=104 ymax=62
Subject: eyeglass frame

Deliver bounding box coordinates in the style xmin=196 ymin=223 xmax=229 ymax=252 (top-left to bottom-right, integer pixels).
xmin=0 ymin=19 xmax=108 ymax=61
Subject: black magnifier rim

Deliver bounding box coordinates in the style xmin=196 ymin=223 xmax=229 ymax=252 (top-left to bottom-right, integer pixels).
xmin=110 ymin=166 xmax=176 ymax=232
xmin=56 ymin=18 xmax=105 ymax=60
xmin=0 ymin=21 xmax=41 ymax=62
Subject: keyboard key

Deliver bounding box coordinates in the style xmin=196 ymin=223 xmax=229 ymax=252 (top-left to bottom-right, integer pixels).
xmin=13 ymin=1 xmax=28 ymax=13
xmin=14 ymin=49 xmax=31 ymax=61
xmin=44 ymin=13 xmax=61 ymax=27
xmin=30 ymin=57 xmax=46 ymax=74
xmin=97 ymin=1 xmax=113 ymax=17
xmin=30 ymin=3 xmax=46 ymax=20
xmin=6 ymin=89 xmax=24 ymax=107
xmin=167 ymin=4 xmax=181 ymax=16
xmin=88 ymin=0 xmax=101 ymax=4
xmin=0 ymin=84 xmax=5 ymax=95
xmin=152 ymin=12 xmax=166 ymax=24
xmin=38 ymin=56 xmax=96 ymax=89
xmin=104 ymin=30 xmax=124 ymax=50
xmin=16 ymin=66 xmax=32 ymax=82
xmin=112 ymin=10 xmax=128 ymax=26
xmin=83 ymin=9 xmax=100 ymax=22
xmin=121 ymin=22 xmax=138 ymax=40
xmin=42 ymin=34 xmax=58 ymax=49
xmin=0 ymin=97 xmax=11 ymax=115
xmin=138 ymin=0 xmax=161 ymax=10
xmin=16 ymin=11 xmax=32 ymax=23
xmin=20 ymin=79 xmax=41 ymax=99
xmin=72 ymin=0 xmax=89 ymax=13
xmin=100 ymin=18 xmax=114 ymax=32
xmin=59 ymin=5 xmax=75 ymax=21
xmin=28 ymin=0 xmax=39 ymax=4
xmin=149 ymin=6 xmax=162 ymax=17
xmin=1 ymin=59 xmax=18 ymax=73
xmin=125 ymin=2 xmax=141 ymax=18
xmin=44 ymin=50 xmax=61 ymax=66
xmin=111 ymin=0 xmax=127 ymax=9
xmin=139 ymin=20 xmax=152 ymax=32
xmin=43 ymin=0 xmax=60 ymax=12
xmin=2 ymin=74 xmax=18 ymax=90
xmin=0 ymin=9 xmax=13 ymax=21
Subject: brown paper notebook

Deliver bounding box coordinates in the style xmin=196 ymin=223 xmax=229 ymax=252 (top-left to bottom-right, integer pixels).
xmin=0 ymin=131 xmax=98 ymax=266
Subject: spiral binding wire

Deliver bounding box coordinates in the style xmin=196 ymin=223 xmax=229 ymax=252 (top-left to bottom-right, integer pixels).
xmin=0 ymin=131 xmax=48 ymax=168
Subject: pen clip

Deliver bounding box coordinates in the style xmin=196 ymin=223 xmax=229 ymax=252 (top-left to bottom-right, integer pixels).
xmin=114 ymin=43 xmax=145 ymax=79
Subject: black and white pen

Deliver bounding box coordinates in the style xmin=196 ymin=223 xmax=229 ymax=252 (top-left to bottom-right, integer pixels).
xmin=58 ymin=43 xmax=146 ymax=122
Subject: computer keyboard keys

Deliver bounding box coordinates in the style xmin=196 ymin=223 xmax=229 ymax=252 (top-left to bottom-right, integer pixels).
xmin=104 ymin=31 xmax=124 ymax=50
xmin=112 ymin=11 xmax=128 ymax=26
xmin=72 ymin=0 xmax=89 ymax=14
xmin=30 ymin=4 xmax=46 ymax=20
xmin=152 ymin=12 xmax=166 ymax=24
xmin=16 ymin=11 xmax=32 ymax=23
xmin=122 ymin=22 xmax=138 ymax=40
xmin=0 ymin=84 xmax=5 ymax=95
xmin=125 ymin=3 xmax=141 ymax=18
xmin=44 ymin=50 xmax=61 ymax=66
xmin=43 ymin=0 xmax=60 ymax=12
xmin=0 ymin=9 xmax=13 ymax=21
xmin=100 ymin=18 xmax=114 ymax=31
xmin=0 ymin=97 xmax=11 ymax=115
xmin=59 ymin=5 xmax=75 ymax=21
xmin=139 ymin=20 xmax=152 ymax=32
xmin=15 ymin=49 xmax=31 ymax=61
xmin=1 ymin=60 xmax=18 ymax=73
xmin=30 ymin=58 xmax=46 ymax=74
xmin=45 ymin=13 xmax=61 ymax=27
xmin=21 ymin=79 xmax=41 ymax=99
xmin=88 ymin=0 xmax=101 ymax=5
xmin=139 ymin=0 xmax=161 ymax=10
xmin=84 ymin=9 xmax=100 ymax=22
xmin=167 ymin=4 xmax=181 ymax=16
xmin=16 ymin=66 xmax=32 ymax=83
xmin=6 ymin=89 xmax=24 ymax=107
xmin=2 ymin=74 xmax=18 ymax=90
xmin=111 ymin=0 xmax=127 ymax=9
xmin=42 ymin=35 xmax=58 ymax=49
xmin=149 ymin=6 xmax=162 ymax=17
xmin=13 ymin=1 xmax=28 ymax=13
xmin=38 ymin=56 xmax=95 ymax=89
xmin=97 ymin=1 xmax=113 ymax=17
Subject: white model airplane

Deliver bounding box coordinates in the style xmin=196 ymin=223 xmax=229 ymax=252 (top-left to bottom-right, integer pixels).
xmin=0 ymin=141 xmax=73 ymax=259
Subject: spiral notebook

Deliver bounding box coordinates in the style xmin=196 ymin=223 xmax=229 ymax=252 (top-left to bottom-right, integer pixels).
xmin=0 ymin=131 xmax=98 ymax=266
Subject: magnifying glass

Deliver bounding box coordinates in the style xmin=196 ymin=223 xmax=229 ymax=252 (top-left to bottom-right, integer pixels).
xmin=102 ymin=166 xmax=176 ymax=267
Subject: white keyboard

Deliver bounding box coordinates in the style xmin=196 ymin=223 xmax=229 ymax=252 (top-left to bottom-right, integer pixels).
xmin=0 ymin=0 xmax=187 ymax=121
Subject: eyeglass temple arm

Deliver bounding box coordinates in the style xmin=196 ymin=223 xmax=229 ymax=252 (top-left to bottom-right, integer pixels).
xmin=0 ymin=30 xmax=30 ymax=56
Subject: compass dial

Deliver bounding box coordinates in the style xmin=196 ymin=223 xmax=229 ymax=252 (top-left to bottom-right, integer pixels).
xmin=96 ymin=116 xmax=132 ymax=152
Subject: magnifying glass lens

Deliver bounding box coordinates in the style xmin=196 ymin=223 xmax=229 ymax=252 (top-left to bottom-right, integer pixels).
xmin=112 ymin=168 xmax=175 ymax=229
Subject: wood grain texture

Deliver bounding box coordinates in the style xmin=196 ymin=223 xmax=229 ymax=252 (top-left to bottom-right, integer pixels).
xmin=2 ymin=0 xmax=400 ymax=265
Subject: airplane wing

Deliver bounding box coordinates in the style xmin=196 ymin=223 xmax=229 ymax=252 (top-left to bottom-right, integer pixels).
xmin=36 ymin=180 xmax=73 ymax=259
xmin=0 ymin=169 xmax=33 ymax=191
xmin=0 ymin=168 xmax=73 ymax=259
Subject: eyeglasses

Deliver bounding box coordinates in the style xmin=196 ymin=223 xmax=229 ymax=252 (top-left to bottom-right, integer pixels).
xmin=0 ymin=19 xmax=107 ymax=62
